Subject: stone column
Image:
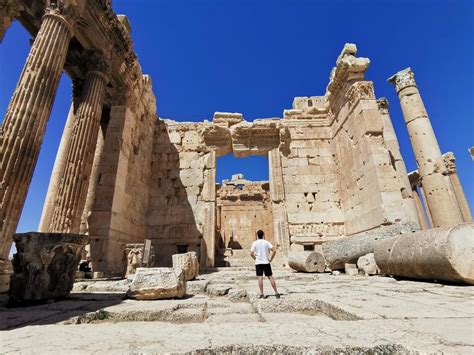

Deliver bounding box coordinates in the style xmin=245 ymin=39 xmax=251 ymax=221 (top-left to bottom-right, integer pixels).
xmin=39 ymin=103 xmax=76 ymax=232
xmin=443 ymin=152 xmax=472 ymax=222
xmin=0 ymin=0 xmax=22 ymax=43
xmin=388 ymin=68 xmax=464 ymax=227
xmin=376 ymin=98 xmax=420 ymax=227
xmin=0 ymin=3 xmax=78 ymax=260
xmin=49 ymin=52 xmax=109 ymax=233
xmin=79 ymin=124 xmax=106 ymax=234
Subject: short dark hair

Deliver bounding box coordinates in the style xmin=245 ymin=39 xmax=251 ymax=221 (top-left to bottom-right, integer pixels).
xmin=257 ymin=230 xmax=265 ymax=239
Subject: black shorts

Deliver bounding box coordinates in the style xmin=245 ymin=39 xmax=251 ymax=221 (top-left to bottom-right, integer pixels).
xmin=255 ymin=263 xmax=273 ymax=277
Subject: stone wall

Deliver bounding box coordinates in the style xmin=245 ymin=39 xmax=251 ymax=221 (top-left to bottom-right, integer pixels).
xmin=146 ymin=120 xmax=215 ymax=267
xmin=89 ymin=77 xmax=156 ymax=275
xmin=216 ymin=176 xmax=274 ymax=251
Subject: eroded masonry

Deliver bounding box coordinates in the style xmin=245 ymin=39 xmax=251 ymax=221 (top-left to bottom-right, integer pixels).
xmin=0 ymin=0 xmax=471 ymax=284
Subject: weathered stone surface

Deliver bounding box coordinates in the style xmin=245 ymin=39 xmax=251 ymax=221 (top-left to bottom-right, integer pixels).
xmin=127 ymin=267 xmax=186 ymax=300
xmin=321 ymin=223 xmax=418 ymax=270
xmin=172 ymin=252 xmax=199 ymax=281
xmin=374 ymin=223 xmax=474 ymax=284
xmin=228 ymin=288 xmax=248 ymax=302
xmin=345 ymin=263 xmax=359 ymax=276
xmin=288 ymin=251 xmax=326 ymax=273
xmin=9 ymin=232 xmax=89 ymax=305
xmin=0 ymin=258 xmax=12 ymax=293
xmin=207 ymin=283 xmax=233 ymax=296
xmin=357 ymin=253 xmax=379 ymax=276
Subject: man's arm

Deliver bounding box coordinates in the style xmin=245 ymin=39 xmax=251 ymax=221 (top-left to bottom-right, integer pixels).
xmin=269 ymin=247 xmax=276 ymax=262
xmin=250 ymin=251 xmax=256 ymax=260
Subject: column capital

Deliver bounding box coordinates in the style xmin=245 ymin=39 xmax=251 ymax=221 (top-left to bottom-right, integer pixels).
xmin=387 ymin=67 xmax=417 ymax=94
xmin=84 ymin=49 xmax=111 ymax=82
xmin=376 ymin=97 xmax=389 ymax=114
xmin=44 ymin=0 xmax=86 ymax=35
xmin=441 ymin=152 xmax=457 ymax=175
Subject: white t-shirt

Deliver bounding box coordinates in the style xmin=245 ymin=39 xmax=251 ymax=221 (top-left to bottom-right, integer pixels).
xmin=250 ymin=239 xmax=273 ymax=265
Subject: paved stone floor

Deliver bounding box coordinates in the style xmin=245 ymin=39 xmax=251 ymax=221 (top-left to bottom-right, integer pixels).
xmin=1 ymin=268 xmax=473 ymax=354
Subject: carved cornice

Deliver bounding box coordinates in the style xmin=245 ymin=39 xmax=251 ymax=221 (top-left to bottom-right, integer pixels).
xmin=345 ymin=81 xmax=375 ymax=109
xmin=0 ymin=0 xmax=23 ymax=19
xmin=387 ymin=67 xmax=417 ymax=94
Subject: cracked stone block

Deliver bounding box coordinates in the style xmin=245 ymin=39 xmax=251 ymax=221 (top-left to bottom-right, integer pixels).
xmin=127 ymin=267 xmax=186 ymax=300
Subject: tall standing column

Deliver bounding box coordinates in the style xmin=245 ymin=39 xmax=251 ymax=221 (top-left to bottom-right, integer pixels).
xmin=376 ymin=97 xmax=421 ymax=227
xmin=80 ymin=123 xmax=106 ymax=234
xmin=0 ymin=3 xmax=79 ymax=259
xmin=49 ymin=52 xmax=109 ymax=233
xmin=388 ymin=68 xmax=464 ymax=228
xmin=0 ymin=0 xmax=22 ymax=43
xmin=443 ymin=152 xmax=472 ymax=222
xmin=38 ymin=103 xmax=75 ymax=232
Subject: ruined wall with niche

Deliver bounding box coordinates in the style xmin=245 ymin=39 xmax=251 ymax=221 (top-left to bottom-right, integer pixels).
xmin=216 ymin=175 xmax=274 ymax=251
xmin=146 ymin=120 xmax=215 ymax=267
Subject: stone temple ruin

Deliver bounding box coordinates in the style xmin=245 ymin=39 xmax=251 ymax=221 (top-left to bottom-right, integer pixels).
xmin=0 ymin=0 xmax=473 ymax=291
xmin=0 ymin=1 xmax=473 ymax=352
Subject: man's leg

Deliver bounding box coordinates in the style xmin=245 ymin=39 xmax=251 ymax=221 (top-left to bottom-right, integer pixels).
xmin=268 ymin=275 xmax=280 ymax=296
xmin=258 ymin=276 xmax=264 ymax=295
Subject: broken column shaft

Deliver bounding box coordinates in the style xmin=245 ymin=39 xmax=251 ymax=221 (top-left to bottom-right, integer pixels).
xmin=388 ymin=68 xmax=464 ymax=227
xmin=374 ymin=223 xmax=474 ymax=285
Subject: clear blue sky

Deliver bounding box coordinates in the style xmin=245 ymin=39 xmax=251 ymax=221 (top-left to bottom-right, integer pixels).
xmin=0 ymin=0 xmax=472 ymax=239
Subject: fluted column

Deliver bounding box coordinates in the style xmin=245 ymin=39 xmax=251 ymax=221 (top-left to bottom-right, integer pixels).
xmin=0 ymin=0 xmax=22 ymax=43
xmin=443 ymin=152 xmax=472 ymax=222
xmin=49 ymin=52 xmax=109 ymax=233
xmin=407 ymin=171 xmax=429 ymax=230
xmin=388 ymin=68 xmax=464 ymax=228
xmin=0 ymin=4 xmax=78 ymax=259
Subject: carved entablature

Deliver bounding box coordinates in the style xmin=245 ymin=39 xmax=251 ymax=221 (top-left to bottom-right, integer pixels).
xmin=230 ymin=120 xmax=288 ymax=158
xmin=345 ymin=81 xmax=376 ymax=110
xmin=387 ymin=67 xmax=417 ymax=94
xmin=199 ymin=123 xmax=232 ymax=156
xmin=0 ymin=0 xmax=24 ymax=20
xmin=325 ymin=43 xmax=370 ymax=116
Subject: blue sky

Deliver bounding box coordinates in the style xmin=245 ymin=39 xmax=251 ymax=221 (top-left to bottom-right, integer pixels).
xmin=0 ymin=0 xmax=472 ymax=238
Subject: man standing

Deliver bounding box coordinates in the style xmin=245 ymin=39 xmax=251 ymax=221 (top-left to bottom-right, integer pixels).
xmin=250 ymin=230 xmax=280 ymax=299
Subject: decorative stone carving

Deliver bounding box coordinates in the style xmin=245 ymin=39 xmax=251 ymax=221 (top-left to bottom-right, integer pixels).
xmin=124 ymin=243 xmax=155 ymax=277
xmin=387 ymin=67 xmax=417 ymax=93
xmin=345 ymin=81 xmax=375 ymax=109
xmin=127 ymin=267 xmax=186 ymax=300
xmin=172 ymin=252 xmax=199 ymax=281
xmin=9 ymin=232 xmax=89 ymax=305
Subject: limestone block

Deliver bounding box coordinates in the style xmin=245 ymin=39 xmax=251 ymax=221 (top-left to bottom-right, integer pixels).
xmin=168 ymin=131 xmax=182 ymax=144
xmin=207 ymin=284 xmax=232 ymax=296
xmin=127 ymin=267 xmax=186 ymax=300
xmin=9 ymin=233 xmax=89 ymax=305
xmin=172 ymin=252 xmax=199 ymax=281
xmin=228 ymin=288 xmax=248 ymax=302
xmin=357 ymin=253 xmax=379 ymax=275
xmin=345 ymin=263 xmax=359 ymax=276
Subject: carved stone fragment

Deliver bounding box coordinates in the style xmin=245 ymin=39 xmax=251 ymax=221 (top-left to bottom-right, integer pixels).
xmin=127 ymin=267 xmax=186 ymax=300
xmin=288 ymin=251 xmax=326 ymax=273
xmin=9 ymin=232 xmax=89 ymax=305
xmin=172 ymin=252 xmax=199 ymax=281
